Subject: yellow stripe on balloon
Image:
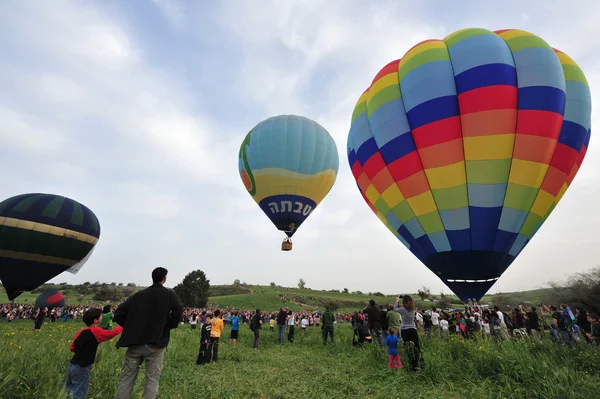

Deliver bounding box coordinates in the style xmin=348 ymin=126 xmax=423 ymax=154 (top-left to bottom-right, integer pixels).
xmin=0 ymin=217 xmax=99 ymax=245
xmin=368 ymin=73 xmax=399 ymax=98
xmin=401 ymin=40 xmax=447 ymax=65
xmin=530 ymin=189 xmax=555 ymax=218
xmin=0 ymin=249 xmax=79 ymax=266
xmin=252 ymin=169 xmax=337 ymax=204
xmin=495 ymin=29 xmax=537 ymax=40
xmin=507 ymin=159 xmax=549 ymax=188
xmin=463 ymin=135 xmax=515 ymax=161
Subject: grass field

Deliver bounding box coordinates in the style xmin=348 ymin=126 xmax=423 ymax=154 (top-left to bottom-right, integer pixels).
xmin=1 ymin=320 xmax=598 ymax=398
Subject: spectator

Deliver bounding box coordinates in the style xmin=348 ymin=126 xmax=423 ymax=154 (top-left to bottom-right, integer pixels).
xmin=113 ymin=267 xmax=183 ymax=399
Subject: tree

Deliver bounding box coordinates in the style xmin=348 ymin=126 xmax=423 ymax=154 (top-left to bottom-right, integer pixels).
xmin=549 ymin=266 xmax=600 ymax=314
xmin=173 ymin=270 xmax=211 ymax=308
xmin=417 ymin=286 xmax=431 ymax=301
xmin=233 ymin=279 xmax=241 ymax=286
xmin=270 ymin=282 xmax=276 ymax=288
xmin=343 ymin=288 xmax=349 ymax=293
xmin=297 ymin=278 xmax=306 ymax=289
xmin=437 ymin=292 xmax=452 ymax=310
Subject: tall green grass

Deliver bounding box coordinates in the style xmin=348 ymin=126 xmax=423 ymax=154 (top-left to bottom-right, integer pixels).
xmin=1 ymin=320 xmax=598 ymax=398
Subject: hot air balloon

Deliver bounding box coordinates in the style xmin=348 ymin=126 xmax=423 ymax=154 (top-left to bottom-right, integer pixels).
xmin=347 ymin=28 xmax=591 ymax=302
xmin=35 ymin=289 xmax=66 ymax=309
xmin=0 ymin=193 xmax=101 ymax=300
xmin=239 ymin=115 xmax=339 ymax=250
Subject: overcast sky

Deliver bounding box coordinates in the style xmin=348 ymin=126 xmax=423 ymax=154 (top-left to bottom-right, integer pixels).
xmin=1 ymin=0 xmax=598 ymax=296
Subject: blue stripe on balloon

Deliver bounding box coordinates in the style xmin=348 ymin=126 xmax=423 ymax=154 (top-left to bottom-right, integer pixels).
xmin=454 ymin=63 xmax=517 ymax=94
xmin=428 ymin=231 xmax=452 ymax=252
xmin=439 ymin=208 xmax=470 ymax=230
xmin=356 ymin=137 xmax=378 ymax=165
xmin=498 ymin=207 xmax=529 ymax=234
xmin=467 ymin=183 xmax=507 ymax=208
xmin=400 ymin=61 xmax=457 ymax=111
xmin=469 ymin=206 xmax=503 ymax=251
xmin=379 ymin=132 xmax=415 ymax=165
xmin=512 ymin=47 xmax=566 ymax=90
xmin=446 ymin=229 xmax=471 ymax=251
xmin=349 ymin=113 xmax=372 ymax=150
xmin=518 ymin=86 xmax=566 ymax=114
xmin=405 ymin=96 xmax=459 ymax=130
xmin=369 ymin=98 xmax=413 ymax=147
xmin=448 ymin=33 xmax=515 ymax=75
xmin=492 ymin=230 xmax=518 ymax=253
xmin=558 ymin=120 xmax=588 ymax=152
xmin=405 ymin=217 xmax=426 ymax=238
xmin=564 ymin=81 xmax=592 ymax=129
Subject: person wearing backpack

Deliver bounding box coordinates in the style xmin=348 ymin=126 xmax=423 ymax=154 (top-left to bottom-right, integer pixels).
xmin=250 ymin=309 xmax=262 ymax=349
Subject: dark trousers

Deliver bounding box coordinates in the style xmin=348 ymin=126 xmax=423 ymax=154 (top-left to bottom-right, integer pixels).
xmin=253 ymin=329 xmax=261 ymax=348
xmin=287 ymin=325 xmax=295 ymax=343
xmin=196 ymin=342 xmax=209 ymax=365
xmin=401 ymin=328 xmax=424 ymax=371
xmin=322 ymin=326 xmax=334 ymax=344
xmin=207 ymin=337 xmax=219 ymax=362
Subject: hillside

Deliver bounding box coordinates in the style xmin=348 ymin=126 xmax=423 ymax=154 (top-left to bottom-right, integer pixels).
xmin=2 ymin=282 xmax=555 ymax=312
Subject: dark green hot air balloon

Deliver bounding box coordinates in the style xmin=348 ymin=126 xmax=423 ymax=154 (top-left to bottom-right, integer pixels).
xmin=0 ymin=193 xmax=100 ymax=300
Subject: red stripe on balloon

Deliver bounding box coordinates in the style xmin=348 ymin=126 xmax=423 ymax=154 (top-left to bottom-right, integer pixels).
xmin=458 ymin=85 xmax=518 ymax=114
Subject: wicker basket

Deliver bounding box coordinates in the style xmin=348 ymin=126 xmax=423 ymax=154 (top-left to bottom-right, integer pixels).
xmin=281 ymin=241 xmax=293 ymax=251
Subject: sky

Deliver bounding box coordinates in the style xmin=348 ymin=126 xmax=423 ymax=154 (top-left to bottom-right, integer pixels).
xmin=1 ymin=0 xmax=599 ymax=296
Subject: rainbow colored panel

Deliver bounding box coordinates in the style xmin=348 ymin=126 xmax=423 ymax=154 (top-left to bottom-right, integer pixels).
xmin=347 ymin=28 xmax=591 ymax=302
xmin=239 ymin=115 xmax=339 ymax=237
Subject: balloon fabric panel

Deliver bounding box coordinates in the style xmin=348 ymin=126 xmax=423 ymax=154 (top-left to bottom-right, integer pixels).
xmin=347 ymin=28 xmax=591 ymax=302
xmin=239 ymin=115 xmax=339 ymax=237
xmin=0 ymin=193 xmax=100 ymax=300
xmin=35 ymin=290 xmax=66 ymax=309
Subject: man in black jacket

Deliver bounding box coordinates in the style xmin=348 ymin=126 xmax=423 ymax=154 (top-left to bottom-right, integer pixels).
xmin=114 ymin=267 xmax=183 ymax=399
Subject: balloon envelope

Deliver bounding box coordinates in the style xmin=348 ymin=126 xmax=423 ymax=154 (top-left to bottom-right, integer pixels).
xmin=239 ymin=115 xmax=339 ymax=237
xmin=0 ymin=193 xmax=101 ymax=300
xmin=347 ymin=28 xmax=591 ymax=302
xmin=35 ymin=290 xmax=66 ymax=309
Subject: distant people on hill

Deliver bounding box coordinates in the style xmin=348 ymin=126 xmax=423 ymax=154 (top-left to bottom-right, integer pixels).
xmin=113 ymin=267 xmax=183 ymax=399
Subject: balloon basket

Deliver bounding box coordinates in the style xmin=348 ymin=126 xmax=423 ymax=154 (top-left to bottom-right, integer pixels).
xmin=281 ymin=241 xmax=293 ymax=251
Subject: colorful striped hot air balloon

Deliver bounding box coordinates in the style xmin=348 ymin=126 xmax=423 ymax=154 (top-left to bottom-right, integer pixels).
xmin=347 ymin=28 xmax=591 ymax=302
xmin=239 ymin=115 xmax=339 ymax=250
xmin=0 ymin=193 xmax=100 ymax=300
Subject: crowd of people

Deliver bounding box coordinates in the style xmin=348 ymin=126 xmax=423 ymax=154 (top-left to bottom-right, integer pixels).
xmin=2 ymin=267 xmax=600 ymax=398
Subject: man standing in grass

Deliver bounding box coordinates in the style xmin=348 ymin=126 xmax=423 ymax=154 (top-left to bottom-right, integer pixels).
xmin=113 ymin=267 xmax=183 ymax=399
xmin=321 ymin=306 xmax=335 ymax=345
xmin=276 ymin=307 xmax=287 ymax=344
xmin=229 ymin=310 xmax=240 ymax=346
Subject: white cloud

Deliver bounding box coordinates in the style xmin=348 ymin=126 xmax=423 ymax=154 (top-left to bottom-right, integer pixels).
xmin=1 ymin=0 xmax=599 ymax=297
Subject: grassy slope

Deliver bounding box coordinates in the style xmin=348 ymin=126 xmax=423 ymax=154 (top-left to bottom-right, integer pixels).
xmin=1 ymin=320 xmax=598 ymax=398
xmin=2 ymin=285 xmax=555 ymax=312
